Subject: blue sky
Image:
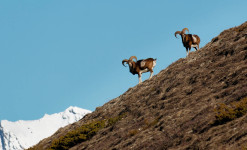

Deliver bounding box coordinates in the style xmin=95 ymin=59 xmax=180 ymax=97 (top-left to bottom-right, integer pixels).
xmin=0 ymin=1 xmax=246 ymax=121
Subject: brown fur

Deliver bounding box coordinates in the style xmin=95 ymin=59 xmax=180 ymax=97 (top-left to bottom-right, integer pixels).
xmin=175 ymin=28 xmax=201 ymax=56
xmin=182 ymin=34 xmax=200 ymax=50
xmin=122 ymin=56 xmax=156 ymax=83
xmin=134 ymin=58 xmax=155 ymax=74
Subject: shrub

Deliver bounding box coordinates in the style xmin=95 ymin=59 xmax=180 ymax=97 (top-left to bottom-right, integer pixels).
xmin=49 ymin=120 xmax=106 ymax=150
xmin=144 ymin=118 xmax=159 ymax=129
xmin=128 ymin=129 xmax=139 ymax=136
xmin=214 ymin=97 xmax=247 ymax=125
xmin=241 ymin=143 xmax=247 ymax=150
xmin=107 ymin=113 xmax=126 ymax=127
xmin=48 ymin=113 xmax=126 ymax=150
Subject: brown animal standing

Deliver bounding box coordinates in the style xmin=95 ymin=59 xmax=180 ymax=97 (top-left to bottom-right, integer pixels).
xmin=122 ymin=56 xmax=156 ymax=84
xmin=175 ymin=28 xmax=200 ymax=56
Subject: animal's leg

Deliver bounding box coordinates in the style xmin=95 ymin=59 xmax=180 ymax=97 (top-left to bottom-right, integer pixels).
xmin=186 ymin=48 xmax=189 ymax=56
xmin=138 ymin=73 xmax=142 ymax=83
xmin=194 ymin=44 xmax=199 ymax=51
xmin=195 ymin=46 xmax=198 ymax=51
xmin=149 ymin=70 xmax=153 ymax=79
xmin=188 ymin=46 xmax=191 ymax=55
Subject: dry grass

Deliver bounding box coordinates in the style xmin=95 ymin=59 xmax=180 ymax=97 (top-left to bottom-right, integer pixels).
xmin=214 ymin=97 xmax=247 ymax=125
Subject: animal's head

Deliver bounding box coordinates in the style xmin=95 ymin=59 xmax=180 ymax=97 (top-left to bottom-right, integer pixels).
xmin=175 ymin=28 xmax=189 ymax=38
xmin=122 ymin=56 xmax=137 ymax=68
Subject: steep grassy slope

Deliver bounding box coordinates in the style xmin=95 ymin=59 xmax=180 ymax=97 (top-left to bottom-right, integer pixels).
xmin=29 ymin=21 xmax=247 ymax=150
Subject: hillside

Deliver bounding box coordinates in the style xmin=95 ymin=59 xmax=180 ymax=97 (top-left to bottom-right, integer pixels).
xmin=29 ymin=22 xmax=247 ymax=150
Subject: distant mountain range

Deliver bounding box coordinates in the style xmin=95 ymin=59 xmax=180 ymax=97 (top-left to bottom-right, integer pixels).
xmin=0 ymin=106 xmax=91 ymax=150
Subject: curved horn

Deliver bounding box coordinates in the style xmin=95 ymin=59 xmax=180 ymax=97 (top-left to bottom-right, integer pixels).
xmin=182 ymin=28 xmax=189 ymax=34
xmin=129 ymin=56 xmax=137 ymax=62
xmin=122 ymin=59 xmax=128 ymax=67
xmin=174 ymin=31 xmax=181 ymax=38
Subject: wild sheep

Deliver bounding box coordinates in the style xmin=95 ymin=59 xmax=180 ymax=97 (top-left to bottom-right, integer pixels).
xmin=175 ymin=28 xmax=200 ymax=56
xmin=122 ymin=56 xmax=156 ymax=84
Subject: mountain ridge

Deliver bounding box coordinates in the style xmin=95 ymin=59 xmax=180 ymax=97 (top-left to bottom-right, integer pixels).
xmin=0 ymin=106 xmax=91 ymax=150
xmin=30 ymin=21 xmax=247 ymax=150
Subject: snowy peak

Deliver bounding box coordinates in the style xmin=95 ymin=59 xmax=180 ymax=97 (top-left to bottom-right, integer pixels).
xmin=0 ymin=106 xmax=91 ymax=150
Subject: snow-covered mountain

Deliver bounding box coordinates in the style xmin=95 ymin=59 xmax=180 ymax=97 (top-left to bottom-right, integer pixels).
xmin=0 ymin=106 xmax=91 ymax=150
